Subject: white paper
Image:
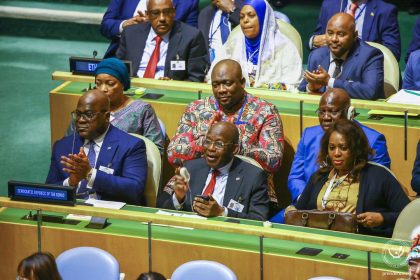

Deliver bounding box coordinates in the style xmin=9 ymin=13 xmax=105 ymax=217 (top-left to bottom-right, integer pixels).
xmin=85 ymin=198 xmax=126 ymax=209
xmin=387 ymin=89 xmax=420 ymax=106
xmin=155 ymin=209 xmax=207 ymax=219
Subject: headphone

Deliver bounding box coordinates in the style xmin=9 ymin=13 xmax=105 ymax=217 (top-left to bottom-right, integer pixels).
xmin=345 ymin=105 xmax=355 ymax=120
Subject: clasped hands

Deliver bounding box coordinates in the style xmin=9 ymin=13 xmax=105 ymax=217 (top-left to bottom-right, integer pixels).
xmin=304 ymin=65 xmax=330 ymax=93
xmin=61 ymin=147 xmax=92 ymax=187
xmin=173 ymin=171 xmax=224 ymax=218
xmin=356 ymin=212 xmax=384 ymax=228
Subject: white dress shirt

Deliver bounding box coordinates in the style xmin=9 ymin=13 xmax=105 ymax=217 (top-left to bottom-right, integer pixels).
xmin=327 ymin=51 xmax=349 ymax=88
xmin=119 ymin=0 xmax=147 ymax=34
xmin=209 ymin=10 xmax=230 ymax=61
xmin=137 ymin=28 xmax=170 ymax=78
xmin=346 ymin=0 xmax=367 ymax=39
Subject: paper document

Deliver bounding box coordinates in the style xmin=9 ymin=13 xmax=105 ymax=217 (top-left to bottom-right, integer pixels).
xmin=156 ymin=209 xmax=207 ymax=219
xmin=66 ymin=199 xmax=126 ymax=221
xmin=387 ymin=89 xmax=420 ymax=106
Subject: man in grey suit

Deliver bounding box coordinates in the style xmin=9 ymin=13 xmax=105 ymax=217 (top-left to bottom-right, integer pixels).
xmin=157 ymin=121 xmax=269 ymax=221
xmin=116 ymin=0 xmax=209 ymax=82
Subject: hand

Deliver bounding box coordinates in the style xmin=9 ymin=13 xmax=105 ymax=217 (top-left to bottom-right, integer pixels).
xmin=304 ymin=65 xmax=330 ymax=92
xmin=213 ymin=0 xmax=235 ymax=13
xmin=122 ymin=11 xmax=147 ymax=29
xmin=357 ymin=212 xmax=384 ymax=228
xmin=61 ymin=147 xmax=92 ymax=187
xmin=172 ymin=174 xmax=189 ymax=203
xmin=312 ymin=34 xmax=328 ymax=48
xmin=158 ymin=77 xmax=172 ymax=80
xmin=193 ymin=195 xmax=224 ymax=217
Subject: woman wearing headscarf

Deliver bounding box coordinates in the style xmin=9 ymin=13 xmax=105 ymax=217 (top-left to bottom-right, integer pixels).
xmin=68 ymin=58 xmax=164 ymax=154
xmin=213 ymin=0 xmax=302 ymax=89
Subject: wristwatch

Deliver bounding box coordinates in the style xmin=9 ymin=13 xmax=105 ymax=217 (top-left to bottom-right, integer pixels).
xmin=86 ymin=169 xmax=93 ymax=181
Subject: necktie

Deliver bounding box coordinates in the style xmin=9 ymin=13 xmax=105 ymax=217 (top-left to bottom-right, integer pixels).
xmin=77 ymin=140 xmax=96 ymax=198
xmin=143 ymin=36 xmax=163 ymax=78
xmin=332 ymin=59 xmax=344 ymax=78
xmin=348 ymin=2 xmax=358 ymax=17
xmin=202 ymin=169 xmax=220 ymax=196
xmin=220 ymin=12 xmax=230 ymax=44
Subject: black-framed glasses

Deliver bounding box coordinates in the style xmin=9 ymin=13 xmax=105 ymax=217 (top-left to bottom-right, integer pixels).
xmin=203 ymin=139 xmax=234 ymax=150
xmin=71 ymin=110 xmax=106 ymax=121
xmin=315 ymin=108 xmax=345 ymax=118
xmin=148 ymin=8 xmax=175 ymax=19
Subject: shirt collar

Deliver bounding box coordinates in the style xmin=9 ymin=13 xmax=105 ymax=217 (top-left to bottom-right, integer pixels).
xmin=83 ymin=125 xmax=110 ymax=148
xmin=149 ymin=27 xmax=170 ymax=43
xmin=329 ymin=50 xmax=350 ymax=63
xmin=211 ymin=158 xmax=234 ymax=176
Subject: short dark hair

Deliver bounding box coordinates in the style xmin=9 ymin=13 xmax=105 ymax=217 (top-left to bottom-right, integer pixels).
xmin=17 ymin=252 xmax=62 ymax=280
xmin=137 ymin=271 xmax=166 ymax=280
xmin=316 ymin=119 xmax=374 ymax=181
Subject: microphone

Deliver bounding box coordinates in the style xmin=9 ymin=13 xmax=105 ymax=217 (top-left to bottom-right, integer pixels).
xmin=76 ymin=189 xmax=96 ymax=198
xmin=92 ymin=50 xmax=98 ymax=59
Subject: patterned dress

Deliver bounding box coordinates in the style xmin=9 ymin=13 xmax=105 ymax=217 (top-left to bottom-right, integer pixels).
xmin=167 ymin=93 xmax=284 ymax=201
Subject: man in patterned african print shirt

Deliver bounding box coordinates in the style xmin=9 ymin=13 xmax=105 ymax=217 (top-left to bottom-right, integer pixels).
xmin=167 ymin=59 xmax=284 ymax=203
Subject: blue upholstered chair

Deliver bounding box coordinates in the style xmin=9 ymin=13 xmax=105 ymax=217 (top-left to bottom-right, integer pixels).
xmin=56 ymin=247 xmax=120 ymax=280
xmin=171 ymin=260 xmax=237 ymax=280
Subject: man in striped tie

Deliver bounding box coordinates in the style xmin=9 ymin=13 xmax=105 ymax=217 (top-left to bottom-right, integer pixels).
xmin=157 ymin=121 xmax=269 ymax=221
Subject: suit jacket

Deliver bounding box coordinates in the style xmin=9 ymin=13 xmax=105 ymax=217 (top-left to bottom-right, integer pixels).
xmin=288 ymin=121 xmax=391 ymax=203
xmin=406 ymin=16 xmax=420 ymax=63
xmin=403 ymin=49 xmax=420 ymax=91
xmin=411 ymin=140 xmax=420 ymax=195
xmin=299 ymin=40 xmax=384 ymax=100
xmin=156 ymin=157 xmax=269 ymax=221
xmin=116 ymin=21 xmax=209 ymax=82
xmin=45 ymin=125 xmax=148 ymax=205
xmin=101 ymin=0 xmax=199 ymax=57
xmin=197 ymin=0 xmax=244 ymax=51
xmin=310 ymin=0 xmax=401 ymax=61
xmin=295 ymin=163 xmax=410 ymax=237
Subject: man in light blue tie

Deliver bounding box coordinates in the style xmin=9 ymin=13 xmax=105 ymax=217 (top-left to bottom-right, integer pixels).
xmin=46 ymin=89 xmax=148 ymax=205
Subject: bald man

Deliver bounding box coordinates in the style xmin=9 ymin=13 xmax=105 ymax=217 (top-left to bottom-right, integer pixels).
xmin=46 ymin=89 xmax=148 ymax=205
xmin=158 ymin=122 xmax=269 ymax=221
xmin=287 ymin=88 xmax=390 ymax=204
xmin=299 ymin=13 xmax=384 ymax=100
xmin=167 ymin=59 xmax=283 ymax=204
xmin=116 ymin=0 xmax=208 ymax=81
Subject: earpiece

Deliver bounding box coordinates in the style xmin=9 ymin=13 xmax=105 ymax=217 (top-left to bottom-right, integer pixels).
xmin=346 ymin=106 xmax=355 ymax=120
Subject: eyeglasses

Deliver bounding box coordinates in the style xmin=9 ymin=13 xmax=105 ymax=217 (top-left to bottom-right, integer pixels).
xmin=316 ymin=108 xmax=345 ymax=118
xmin=148 ymin=8 xmax=175 ymax=19
xmin=71 ymin=110 xmax=106 ymax=121
xmin=203 ymin=139 xmax=234 ymax=150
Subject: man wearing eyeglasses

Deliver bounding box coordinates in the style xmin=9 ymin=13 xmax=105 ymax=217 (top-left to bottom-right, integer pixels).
xmin=284 ymin=88 xmax=390 ymax=210
xmin=157 ymin=121 xmax=269 ymax=220
xmin=46 ymin=89 xmax=148 ymax=205
xmin=116 ymin=0 xmax=209 ymax=82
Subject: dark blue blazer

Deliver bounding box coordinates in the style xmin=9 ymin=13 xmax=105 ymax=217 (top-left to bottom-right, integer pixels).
xmin=296 ymin=163 xmax=410 ymax=237
xmin=411 ymin=141 xmax=420 ymax=195
xmin=46 ymin=125 xmax=148 ymax=205
xmin=299 ymin=40 xmax=384 ymax=100
xmin=406 ymin=16 xmax=420 ymax=63
xmin=156 ymin=157 xmax=269 ymax=221
xmin=311 ymin=0 xmax=401 ymax=61
xmin=287 ymin=121 xmax=391 ymax=203
xmin=100 ymin=0 xmax=199 ymax=58
xmin=116 ymin=21 xmax=209 ymax=82
xmin=403 ymin=49 xmax=420 ymax=91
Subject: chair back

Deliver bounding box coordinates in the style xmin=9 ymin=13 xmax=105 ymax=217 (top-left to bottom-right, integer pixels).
xmin=56 ymin=247 xmax=119 ymax=280
xmin=277 ymin=19 xmax=303 ymax=59
xmin=130 ymin=133 xmax=162 ymax=207
xmin=366 ymin=41 xmax=400 ymax=98
xmin=171 ymin=260 xmax=237 ymax=280
xmin=392 ymin=198 xmax=420 ymax=240
xmin=235 ymin=155 xmax=263 ymax=169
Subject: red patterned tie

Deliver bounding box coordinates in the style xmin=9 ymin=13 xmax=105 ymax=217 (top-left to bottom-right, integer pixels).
xmin=202 ymin=169 xmax=220 ymax=196
xmin=143 ymin=35 xmax=162 ymax=78
xmin=348 ymin=3 xmax=358 ymax=17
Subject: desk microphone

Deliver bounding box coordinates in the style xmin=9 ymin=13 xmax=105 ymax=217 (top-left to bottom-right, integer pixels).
xmin=76 ymin=189 xmax=96 ymax=198
xmin=92 ymin=50 xmax=98 ymax=59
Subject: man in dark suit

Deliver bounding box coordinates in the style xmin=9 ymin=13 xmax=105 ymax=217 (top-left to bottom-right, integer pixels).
xmin=406 ymin=16 xmax=420 ymax=63
xmin=309 ymin=0 xmax=401 ymax=61
xmin=101 ymin=0 xmax=199 ymax=58
xmin=46 ymin=89 xmax=148 ymax=205
xmin=299 ymin=13 xmax=384 ymax=100
xmin=157 ymin=121 xmax=269 ymax=221
xmin=198 ymin=0 xmax=243 ymax=62
xmin=116 ymin=0 xmax=209 ymax=82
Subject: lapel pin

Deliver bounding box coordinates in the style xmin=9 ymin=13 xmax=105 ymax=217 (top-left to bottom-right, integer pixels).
xmin=107 ymin=146 xmax=111 ymax=150
xmin=236 ymin=177 xmax=240 ymax=181
xmin=370 ymin=12 xmax=374 ymax=16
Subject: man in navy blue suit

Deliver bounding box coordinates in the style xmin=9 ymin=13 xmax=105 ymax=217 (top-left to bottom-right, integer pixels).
xmin=406 ymin=16 xmax=420 ymax=63
xmin=46 ymin=89 xmax=148 ymax=205
xmin=309 ymin=0 xmax=400 ymax=61
xmin=101 ymin=0 xmax=199 ymax=58
xmin=299 ymin=12 xmax=384 ymax=100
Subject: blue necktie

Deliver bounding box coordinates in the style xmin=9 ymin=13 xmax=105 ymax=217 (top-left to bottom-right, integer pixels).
xmin=220 ymin=12 xmax=230 ymax=44
xmin=77 ymin=140 xmax=96 ymax=198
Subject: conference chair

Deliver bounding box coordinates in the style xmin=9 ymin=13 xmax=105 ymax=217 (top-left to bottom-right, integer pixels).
xmin=130 ymin=133 xmax=162 ymax=207
xmin=235 ymin=154 xmax=263 ymax=169
xmin=56 ymin=247 xmax=120 ymax=280
xmin=171 ymin=260 xmax=237 ymax=280
xmin=366 ymin=41 xmax=400 ymax=98
xmin=392 ymin=198 xmax=420 ymax=240
xmin=157 ymin=118 xmax=166 ymax=139
xmin=276 ymin=19 xmax=303 ymax=59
